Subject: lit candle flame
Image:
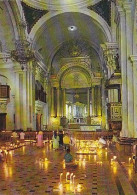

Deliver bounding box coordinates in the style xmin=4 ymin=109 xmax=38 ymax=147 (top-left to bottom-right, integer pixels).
xmin=60 ymin=173 xmax=63 ymax=183
xmin=73 ymin=175 xmax=75 ymax=184
xmin=70 ymin=173 xmax=73 ymax=184
xmin=66 ymin=172 xmax=70 ymax=181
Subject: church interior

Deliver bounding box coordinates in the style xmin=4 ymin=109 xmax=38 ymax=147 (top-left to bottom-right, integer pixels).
xmin=0 ymin=0 xmax=137 ymax=194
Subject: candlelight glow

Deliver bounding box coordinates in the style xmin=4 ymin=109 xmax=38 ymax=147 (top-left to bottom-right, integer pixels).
xmin=66 ymin=172 xmax=70 ymax=181
xmin=59 ymin=183 xmax=63 ymax=191
xmin=77 ymin=184 xmax=82 ymax=192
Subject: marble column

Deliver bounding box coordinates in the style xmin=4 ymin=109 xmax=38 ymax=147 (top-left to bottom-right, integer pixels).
xmin=130 ymin=56 xmax=137 ymax=137
xmin=14 ymin=69 xmax=28 ymax=131
xmin=118 ymin=7 xmax=128 ymax=136
xmin=101 ymin=80 xmax=107 ymax=129
xmin=29 ymin=69 xmax=34 ymax=129
xmin=28 ymin=63 xmax=35 ymax=129
xmin=26 ymin=70 xmax=30 ymax=128
xmin=87 ymin=88 xmax=90 ymax=117
xmin=32 ymin=71 xmax=36 ymax=130
xmin=124 ymin=4 xmax=134 ymax=137
xmin=57 ymin=87 xmax=60 ymax=117
xmin=87 ymin=88 xmax=91 ymax=125
xmin=51 ymin=87 xmax=54 ymax=116
xmin=94 ymin=86 xmax=98 ymax=116
xmin=15 ymin=72 xmax=20 ymax=130
xmin=71 ymin=104 xmax=74 ymax=119
xmin=97 ymin=86 xmax=101 ymax=116
xmin=92 ymin=87 xmax=95 ymax=116
xmin=63 ymin=89 xmax=66 ymax=117
xmin=22 ymin=71 xmax=27 ymax=130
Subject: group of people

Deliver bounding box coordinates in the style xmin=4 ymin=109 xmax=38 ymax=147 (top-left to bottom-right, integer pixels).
xmin=36 ymin=130 xmax=73 ymax=163
xmin=11 ymin=130 xmax=25 ymax=144
xmin=52 ymin=131 xmax=70 ymax=150
xmin=52 ymin=131 xmax=73 ymax=163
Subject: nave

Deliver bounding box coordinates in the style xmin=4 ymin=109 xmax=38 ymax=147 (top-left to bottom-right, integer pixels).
xmin=0 ymin=141 xmax=136 ymax=195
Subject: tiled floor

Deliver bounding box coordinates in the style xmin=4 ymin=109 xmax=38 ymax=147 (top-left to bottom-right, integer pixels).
xmin=0 ymin=141 xmax=136 ymax=195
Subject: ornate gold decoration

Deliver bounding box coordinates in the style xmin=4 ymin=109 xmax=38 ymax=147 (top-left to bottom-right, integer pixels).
xmin=68 ymin=44 xmax=82 ymax=57
xmin=74 ymin=93 xmax=79 ymax=99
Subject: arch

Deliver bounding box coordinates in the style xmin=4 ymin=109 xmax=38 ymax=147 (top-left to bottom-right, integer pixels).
xmin=4 ymin=1 xmax=19 ymax=39
xmin=29 ymin=8 xmax=112 ymax=44
xmin=22 ymin=0 xmax=102 ymax=11
xmin=60 ymin=66 xmax=92 ymax=89
xmin=49 ymin=39 xmax=101 ymax=72
xmin=57 ymin=62 xmax=93 ymax=82
xmin=0 ymin=74 xmax=9 ymax=85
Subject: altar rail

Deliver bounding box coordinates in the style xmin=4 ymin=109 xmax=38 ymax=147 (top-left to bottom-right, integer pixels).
xmin=70 ymin=131 xmax=116 ymax=140
xmin=0 ymin=131 xmax=53 ymax=142
xmin=0 ymin=130 xmax=118 ymax=142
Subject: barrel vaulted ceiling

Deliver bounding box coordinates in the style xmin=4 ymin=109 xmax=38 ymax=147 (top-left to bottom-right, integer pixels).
xmin=33 ymin=12 xmax=110 ymax=68
xmin=20 ymin=0 xmax=111 ymax=72
xmin=22 ymin=0 xmax=102 ymax=10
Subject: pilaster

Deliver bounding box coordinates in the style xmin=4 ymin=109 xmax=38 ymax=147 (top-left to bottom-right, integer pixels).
xmin=124 ymin=3 xmax=134 ymax=137
xmin=130 ymin=56 xmax=137 ymax=137
xmin=117 ymin=6 xmax=128 ymax=136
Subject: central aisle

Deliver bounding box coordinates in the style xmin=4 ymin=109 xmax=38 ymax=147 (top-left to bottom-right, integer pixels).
xmin=0 ymin=142 xmax=136 ymax=195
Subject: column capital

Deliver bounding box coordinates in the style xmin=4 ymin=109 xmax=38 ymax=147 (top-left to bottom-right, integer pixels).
xmin=123 ymin=2 xmax=132 ymax=13
xmin=116 ymin=5 xmax=125 ymax=17
xmin=129 ymin=55 xmax=137 ymax=63
xmin=100 ymin=42 xmax=119 ymax=70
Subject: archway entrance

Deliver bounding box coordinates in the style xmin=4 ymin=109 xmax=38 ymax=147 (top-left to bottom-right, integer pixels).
xmin=49 ymin=54 xmax=105 ymax=130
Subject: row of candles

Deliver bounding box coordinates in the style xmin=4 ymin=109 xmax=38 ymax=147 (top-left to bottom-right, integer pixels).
xmin=1 ymin=142 xmax=25 ymax=152
xmin=60 ymin=172 xmax=75 ymax=184
xmin=59 ymin=172 xmax=83 ymax=193
xmin=110 ymin=156 xmax=132 ymax=164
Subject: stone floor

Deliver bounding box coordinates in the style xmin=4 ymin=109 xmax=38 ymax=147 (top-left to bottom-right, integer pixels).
xmin=0 ymin=141 xmax=136 ymax=195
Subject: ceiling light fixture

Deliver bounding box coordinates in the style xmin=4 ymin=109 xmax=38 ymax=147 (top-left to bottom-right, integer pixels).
xmin=68 ymin=26 xmax=77 ymax=31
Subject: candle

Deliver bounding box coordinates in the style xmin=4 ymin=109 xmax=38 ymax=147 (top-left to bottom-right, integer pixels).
xmin=73 ymin=175 xmax=75 ymax=184
xmin=70 ymin=173 xmax=73 ymax=184
xmin=77 ymin=184 xmax=82 ymax=192
xmin=111 ymin=159 xmax=113 ymax=164
xmin=60 ymin=173 xmax=63 ymax=183
xmin=66 ymin=172 xmax=70 ymax=182
xmin=129 ymin=157 xmax=131 ymax=163
xmin=113 ymin=156 xmax=117 ymax=160
xmin=59 ymin=183 xmax=63 ymax=191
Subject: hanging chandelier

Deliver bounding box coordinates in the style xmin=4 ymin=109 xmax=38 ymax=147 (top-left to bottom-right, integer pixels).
xmin=11 ymin=20 xmax=34 ymax=70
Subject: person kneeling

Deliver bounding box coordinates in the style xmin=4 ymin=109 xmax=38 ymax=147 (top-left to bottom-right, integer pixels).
xmin=64 ymin=148 xmax=73 ymax=163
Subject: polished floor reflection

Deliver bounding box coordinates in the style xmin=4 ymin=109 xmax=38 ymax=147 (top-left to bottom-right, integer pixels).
xmin=0 ymin=141 xmax=136 ymax=195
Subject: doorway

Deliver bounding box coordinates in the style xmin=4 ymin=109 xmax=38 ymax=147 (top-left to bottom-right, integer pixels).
xmin=0 ymin=113 xmax=6 ymax=131
xmin=36 ymin=113 xmax=41 ymax=131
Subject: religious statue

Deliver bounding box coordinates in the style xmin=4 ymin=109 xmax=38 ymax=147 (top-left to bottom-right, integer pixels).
xmin=115 ymin=53 xmax=120 ymax=70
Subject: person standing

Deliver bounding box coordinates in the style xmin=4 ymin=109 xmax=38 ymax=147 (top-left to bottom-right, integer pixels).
xmin=52 ymin=131 xmax=60 ymax=150
xmin=11 ymin=131 xmax=18 ymax=145
xmin=58 ymin=131 xmax=63 ymax=146
xmin=37 ymin=131 xmax=43 ymax=148
xmin=63 ymin=133 xmax=70 ymax=150
xmin=19 ymin=130 xmax=25 ymax=143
